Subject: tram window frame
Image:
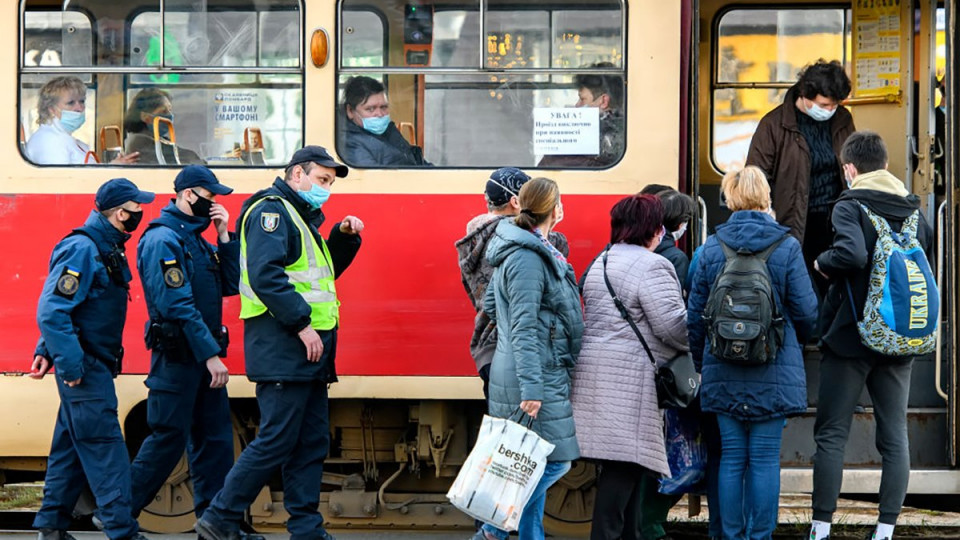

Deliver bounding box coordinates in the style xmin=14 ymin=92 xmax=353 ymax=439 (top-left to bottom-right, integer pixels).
xmin=336 ymin=0 xmax=626 ymax=170
xmin=17 ymin=0 xmax=306 ymax=168
xmin=710 ymin=5 xmax=851 ymax=174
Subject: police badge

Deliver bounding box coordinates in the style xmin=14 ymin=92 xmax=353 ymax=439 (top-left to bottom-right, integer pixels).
xmin=53 ymin=267 xmax=81 ymax=299
xmin=160 ymin=259 xmax=185 ymax=288
xmin=261 ymin=212 xmax=280 ymax=232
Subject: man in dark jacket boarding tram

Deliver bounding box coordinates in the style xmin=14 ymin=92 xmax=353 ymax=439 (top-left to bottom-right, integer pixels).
xmin=196 ymin=146 xmax=363 ymax=540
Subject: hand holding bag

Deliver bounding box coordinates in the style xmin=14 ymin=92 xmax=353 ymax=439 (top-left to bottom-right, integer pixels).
xmin=447 ymin=410 xmax=555 ymax=531
xmin=601 ymin=248 xmax=699 ymax=409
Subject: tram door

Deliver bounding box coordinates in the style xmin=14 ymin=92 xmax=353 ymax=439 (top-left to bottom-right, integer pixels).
xmin=695 ymin=0 xmax=960 ymax=491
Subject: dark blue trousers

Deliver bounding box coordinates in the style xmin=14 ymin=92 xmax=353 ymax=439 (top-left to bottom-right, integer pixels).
xmin=204 ymin=380 xmax=330 ymax=539
xmin=129 ymin=352 xmax=233 ymax=517
xmin=34 ymin=359 xmax=139 ymax=540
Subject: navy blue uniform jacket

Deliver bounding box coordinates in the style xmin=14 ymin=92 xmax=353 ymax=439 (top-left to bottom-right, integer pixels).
xmin=36 ymin=211 xmax=133 ymax=382
xmin=237 ymin=178 xmax=361 ymax=382
xmin=137 ymin=203 xmax=241 ymax=363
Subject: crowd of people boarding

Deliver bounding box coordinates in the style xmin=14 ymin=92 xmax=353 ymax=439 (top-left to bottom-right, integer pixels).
xmin=457 ymin=59 xmax=936 ymax=540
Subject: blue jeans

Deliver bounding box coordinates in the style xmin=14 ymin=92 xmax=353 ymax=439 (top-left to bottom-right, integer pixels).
xmin=716 ymin=415 xmax=785 ymax=540
xmin=482 ymin=460 xmax=572 ymax=540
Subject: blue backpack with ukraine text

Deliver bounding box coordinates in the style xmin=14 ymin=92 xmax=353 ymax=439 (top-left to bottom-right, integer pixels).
xmin=850 ymin=204 xmax=939 ymax=356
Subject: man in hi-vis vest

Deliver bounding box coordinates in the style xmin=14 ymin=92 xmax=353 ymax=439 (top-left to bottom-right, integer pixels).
xmin=197 ymin=146 xmax=363 ymax=540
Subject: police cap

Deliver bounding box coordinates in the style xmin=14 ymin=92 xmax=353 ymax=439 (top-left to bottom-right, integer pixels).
xmin=174 ymin=165 xmax=234 ymax=195
xmin=286 ymin=146 xmax=348 ymax=178
xmin=95 ymin=178 xmax=155 ymax=211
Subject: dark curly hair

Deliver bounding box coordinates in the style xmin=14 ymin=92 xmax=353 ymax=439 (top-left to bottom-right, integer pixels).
xmin=796 ymin=59 xmax=851 ymax=102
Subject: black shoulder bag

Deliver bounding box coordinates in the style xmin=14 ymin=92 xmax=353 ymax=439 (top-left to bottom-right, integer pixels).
xmin=601 ymin=248 xmax=700 ymax=409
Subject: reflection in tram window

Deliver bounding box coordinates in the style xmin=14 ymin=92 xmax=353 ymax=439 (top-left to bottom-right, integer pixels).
xmin=19 ymin=0 xmax=303 ymax=167
xmin=338 ymin=0 xmax=624 ymax=169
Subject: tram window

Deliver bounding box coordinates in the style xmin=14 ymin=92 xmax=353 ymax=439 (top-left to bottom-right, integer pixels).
xmin=337 ymin=0 xmax=625 ymax=169
xmin=23 ymin=12 xmax=93 ymax=68
xmin=712 ymin=8 xmax=849 ymax=171
xmin=343 ymin=11 xmax=386 ymax=67
xmin=19 ymin=0 xmax=303 ymax=167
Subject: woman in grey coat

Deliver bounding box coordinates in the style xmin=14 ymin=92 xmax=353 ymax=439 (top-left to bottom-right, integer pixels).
xmin=571 ymin=194 xmax=689 ymax=540
xmin=474 ymin=177 xmax=584 ymax=540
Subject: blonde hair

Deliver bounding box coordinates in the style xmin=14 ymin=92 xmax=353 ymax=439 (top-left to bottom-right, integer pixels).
xmin=721 ymin=166 xmax=771 ymax=212
xmin=514 ymin=177 xmax=560 ymax=230
xmin=37 ymin=76 xmax=87 ymax=126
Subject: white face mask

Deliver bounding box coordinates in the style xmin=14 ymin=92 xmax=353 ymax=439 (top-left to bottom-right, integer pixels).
xmin=804 ymin=101 xmax=836 ymax=122
xmin=671 ymin=222 xmax=688 ymax=241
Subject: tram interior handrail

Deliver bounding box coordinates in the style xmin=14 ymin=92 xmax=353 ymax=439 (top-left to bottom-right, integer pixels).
xmin=935 ymin=200 xmax=948 ymax=402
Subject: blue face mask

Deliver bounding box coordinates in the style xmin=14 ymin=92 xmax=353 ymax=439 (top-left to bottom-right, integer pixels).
xmin=58 ymin=110 xmax=85 ymax=133
xmin=362 ymin=114 xmax=391 ymax=135
xmin=298 ymin=183 xmax=331 ymax=209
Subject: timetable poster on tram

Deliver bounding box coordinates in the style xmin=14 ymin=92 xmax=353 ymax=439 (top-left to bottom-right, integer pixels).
xmin=853 ymin=0 xmax=903 ymax=97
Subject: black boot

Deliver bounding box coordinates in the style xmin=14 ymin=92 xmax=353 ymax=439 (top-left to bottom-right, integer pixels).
xmin=37 ymin=529 xmax=77 ymax=540
xmin=195 ymin=516 xmax=241 ymax=540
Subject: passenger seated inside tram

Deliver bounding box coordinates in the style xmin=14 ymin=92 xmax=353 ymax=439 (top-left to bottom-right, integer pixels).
xmin=538 ymin=62 xmax=624 ymax=168
xmin=124 ymin=88 xmax=205 ymax=165
xmin=26 ymin=76 xmax=139 ymax=165
xmin=338 ymin=76 xmax=431 ymax=167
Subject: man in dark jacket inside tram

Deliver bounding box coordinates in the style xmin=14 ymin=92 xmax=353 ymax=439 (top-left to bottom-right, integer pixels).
xmin=746 ymin=59 xmax=856 ymax=297
xmin=338 ymin=75 xmax=431 ymax=167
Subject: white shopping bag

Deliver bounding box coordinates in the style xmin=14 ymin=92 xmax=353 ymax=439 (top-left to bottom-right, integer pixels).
xmin=447 ymin=413 xmax=555 ymax=531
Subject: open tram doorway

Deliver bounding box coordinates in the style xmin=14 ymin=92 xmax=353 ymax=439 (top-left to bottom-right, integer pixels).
xmin=690 ymin=0 xmax=960 ymax=495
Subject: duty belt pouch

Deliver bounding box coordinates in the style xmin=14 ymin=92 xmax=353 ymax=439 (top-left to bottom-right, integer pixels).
xmin=112 ymin=346 xmax=124 ymax=376
xmin=147 ymin=321 xmax=191 ymax=362
xmin=217 ymin=325 xmax=230 ymax=358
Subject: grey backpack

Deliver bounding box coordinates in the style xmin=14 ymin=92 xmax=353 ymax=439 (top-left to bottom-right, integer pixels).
xmin=703 ymin=238 xmax=786 ymax=365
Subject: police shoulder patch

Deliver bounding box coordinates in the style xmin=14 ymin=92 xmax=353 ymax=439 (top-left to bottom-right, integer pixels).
xmin=53 ymin=267 xmax=81 ymax=300
xmin=261 ymin=212 xmax=280 ymax=233
xmin=160 ymin=258 xmax=185 ymax=288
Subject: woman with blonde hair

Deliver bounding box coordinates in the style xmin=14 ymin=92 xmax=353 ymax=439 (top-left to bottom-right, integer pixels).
xmin=475 ymin=177 xmax=583 ymax=540
xmin=26 ymin=76 xmax=139 ymax=165
xmin=686 ymin=166 xmax=817 ymax=540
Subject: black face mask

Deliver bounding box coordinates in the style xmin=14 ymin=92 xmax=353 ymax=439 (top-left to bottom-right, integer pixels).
xmin=121 ymin=210 xmax=143 ymax=232
xmin=188 ymin=190 xmax=213 ymax=219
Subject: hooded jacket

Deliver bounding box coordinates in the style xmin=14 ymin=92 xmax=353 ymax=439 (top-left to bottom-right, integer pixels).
xmin=746 ymin=84 xmax=856 ymax=243
xmin=455 ymin=213 xmax=569 ymax=371
xmin=687 ymin=211 xmax=818 ymax=420
xmin=483 ymin=219 xmax=583 ymax=461
xmin=815 ymin=169 xmax=934 ymax=359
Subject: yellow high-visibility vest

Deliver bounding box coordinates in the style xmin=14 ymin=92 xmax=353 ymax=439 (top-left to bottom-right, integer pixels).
xmin=239 ymin=196 xmax=339 ymax=330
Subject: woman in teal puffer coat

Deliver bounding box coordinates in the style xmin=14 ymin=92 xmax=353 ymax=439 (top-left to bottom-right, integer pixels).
xmin=473 ymin=177 xmax=584 ymax=540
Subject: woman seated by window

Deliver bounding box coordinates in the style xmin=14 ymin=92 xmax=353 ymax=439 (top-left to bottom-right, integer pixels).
xmin=124 ymin=88 xmax=205 ymax=165
xmin=26 ymin=76 xmax=139 ymax=165
xmin=338 ymin=76 xmax=430 ymax=167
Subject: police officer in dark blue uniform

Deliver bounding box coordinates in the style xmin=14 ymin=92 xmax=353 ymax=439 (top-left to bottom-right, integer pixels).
xmin=30 ymin=178 xmax=155 ymax=540
xmin=196 ymin=147 xmax=363 ymax=540
xmin=128 ymin=165 xmax=249 ymax=529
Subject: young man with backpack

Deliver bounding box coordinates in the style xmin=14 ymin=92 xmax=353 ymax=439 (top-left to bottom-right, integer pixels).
xmin=809 ymin=131 xmax=937 ymax=540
